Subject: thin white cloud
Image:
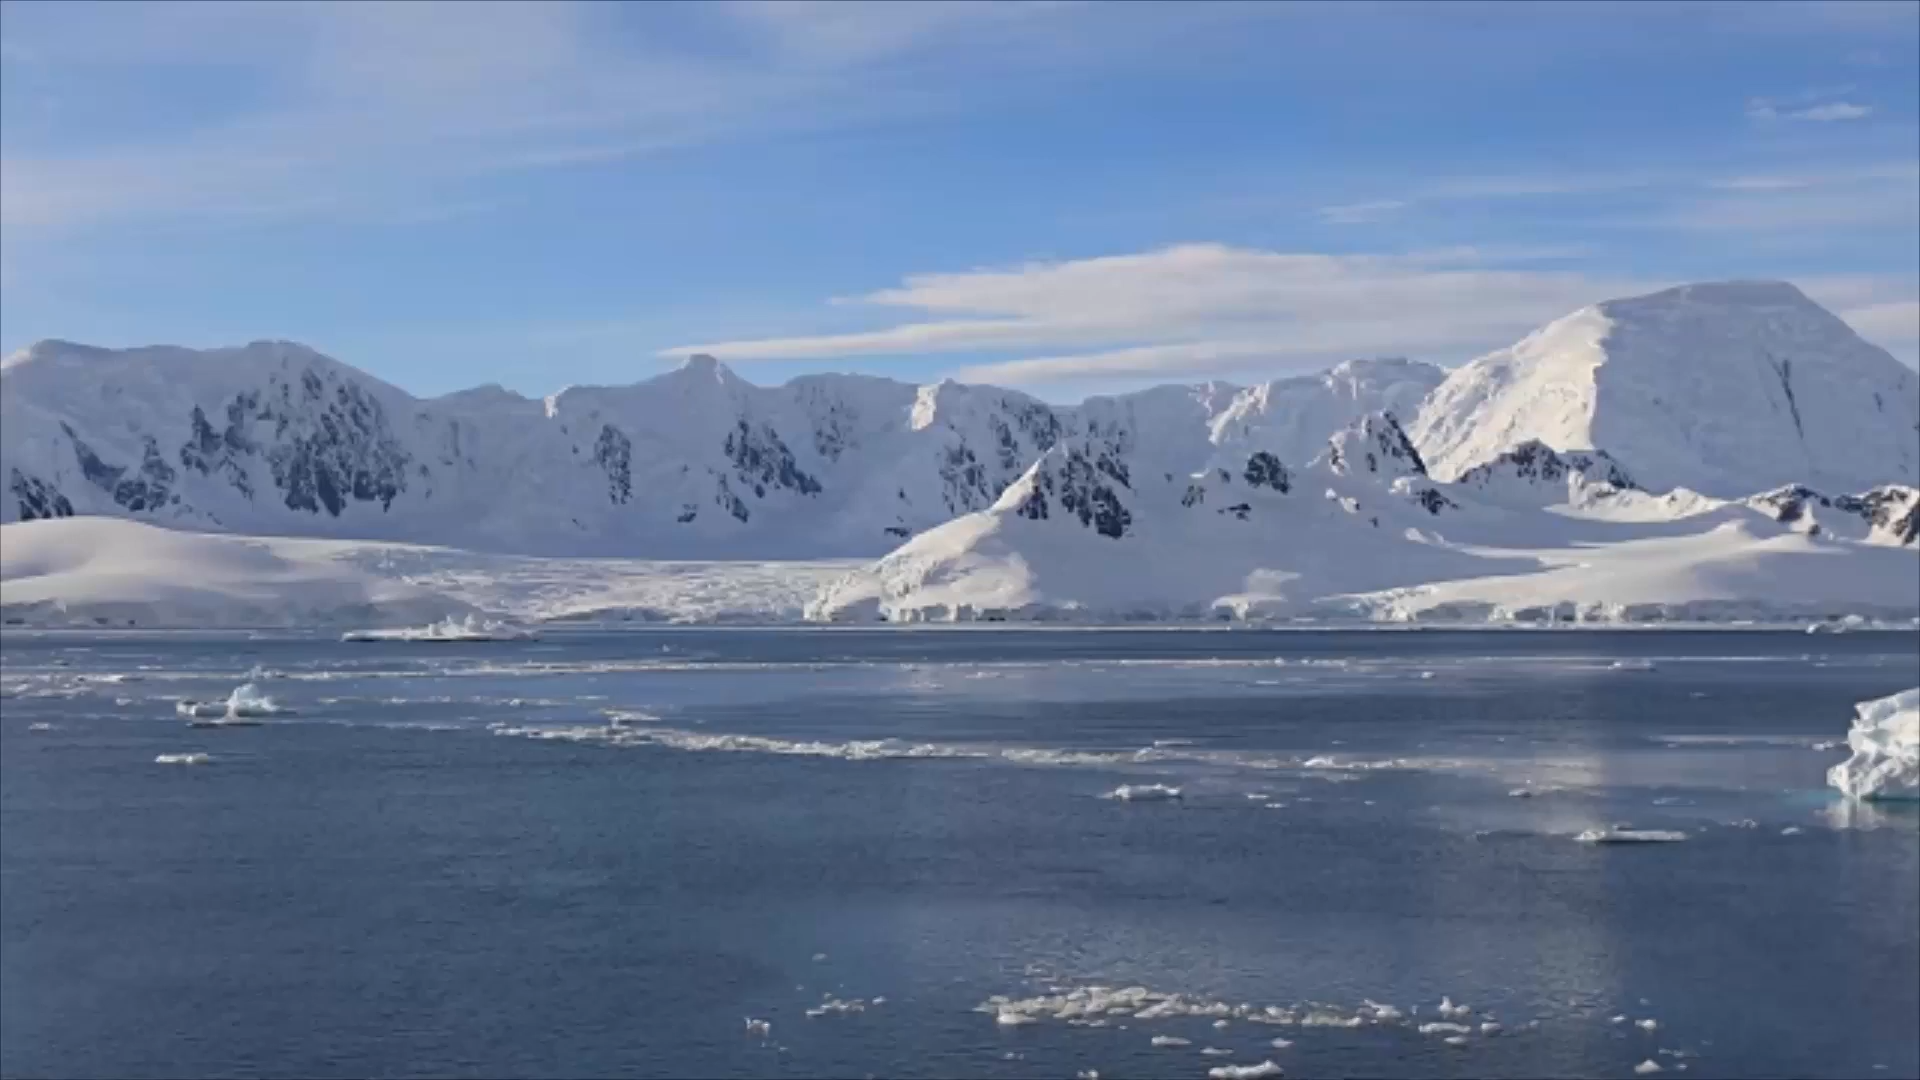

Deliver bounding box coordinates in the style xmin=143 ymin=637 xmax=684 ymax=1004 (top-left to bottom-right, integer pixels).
xmin=1317 ymin=200 xmax=1408 ymax=225
xmin=1747 ymin=87 xmax=1875 ymax=123
xmin=0 ymin=0 xmax=1124 ymax=233
xmin=1791 ymin=102 xmax=1873 ymax=122
xmin=664 ymin=243 xmax=1662 ymax=384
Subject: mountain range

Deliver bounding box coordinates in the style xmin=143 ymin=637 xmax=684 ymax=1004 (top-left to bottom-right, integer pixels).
xmin=3 ymin=280 xmax=1916 ymax=572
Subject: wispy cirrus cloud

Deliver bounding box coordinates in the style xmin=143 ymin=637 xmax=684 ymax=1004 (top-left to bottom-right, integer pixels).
xmin=1746 ymin=86 xmax=1875 ymax=123
xmin=664 ymin=243 xmax=1664 ymax=385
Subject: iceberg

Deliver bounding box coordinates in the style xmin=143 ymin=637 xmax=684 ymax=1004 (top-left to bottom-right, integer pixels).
xmin=1827 ymin=688 xmax=1920 ymax=801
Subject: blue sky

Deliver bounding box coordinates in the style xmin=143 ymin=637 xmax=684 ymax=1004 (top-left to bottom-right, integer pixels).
xmin=2 ymin=0 xmax=1916 ymax=400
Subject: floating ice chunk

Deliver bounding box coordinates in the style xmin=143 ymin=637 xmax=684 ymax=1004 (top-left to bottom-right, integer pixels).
xmin=1360 ymin=999 xmax=1402 ymax=1021
xmin=1612 ymin=1015 xmax=1630 ymax=1025
xmin=341 ymin=615 xmax=537 ymax=643
xmin=27 ymin=722 xmax=54 ymax=732
xmin=1436 ymin=996 xmax=1472 ymax=1019
xmin=1076 ymin=1071 xmax=1100 ymax=1080
xmin=1270 ymin=1038 xmax=1293 ymax=1049
xmin=744 ymin=1018 xmax=770 ymax=1038
xmin=155 ymin=752 xmax=210 ymax=765
xmin=1201 ymin=1047 xmax=1233 ymax=1056
xmin=1780 ymin=826 xmax=1803 ymax=835
xmin=807 ymin=998 xmax=867 ymax=1018
xmin=1575 ymin=828 xmax=1688 ymax=844
xmin=1104 ymin=783 xmax=1183 ymax=802
xmin=1827 ymin=688 xmax=1919 ymax=801
xmin=176 ymin=682 xmax=285 ymax=724
xmin=1638 ymin=1018 xmax=1659 ymax=1032
xmin=812 ymin=952 xmax=828 ymax=961
xmin=1443 ymin=1036 xmax=1468 ymax=1046
xmin=1150 ymin=1036 xmax=1190 ymax=1048
xmin=1207 ymin=1061 xmax=1283 ymax=1080
xmin=995 ymin=1011 xmax=1036 ymax=1026
xmin=1609 ymin=659 xmax=1657 ymax=672
xmin=1635 ymin=1061 xmax=1664 ymax=1075
xmin=1418 ymin=1022 xmax=1472 ymax=1036
xmin=1300 ymin=1010 xmax=1364 ymax=1028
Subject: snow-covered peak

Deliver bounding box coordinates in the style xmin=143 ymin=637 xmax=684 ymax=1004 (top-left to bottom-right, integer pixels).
xmin=1315 ymin=412 xmax=1428 ymax=480
xmin=1411 ymin=280 xmax=1920 ymax=496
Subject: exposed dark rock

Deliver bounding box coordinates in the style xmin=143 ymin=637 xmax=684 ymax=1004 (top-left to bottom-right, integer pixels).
xmin=594 ymin=424 xmax=633 ymax=505
xmin=9 ymin=470 xmax=73 ymax=521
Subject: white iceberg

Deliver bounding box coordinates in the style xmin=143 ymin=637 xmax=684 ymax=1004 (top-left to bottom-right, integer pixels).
xmin=342 ymin=615 xmax=537 ymax=643
xmin=155 ymin=752 xmax=211 ymax=765
xmin=1103 ymin=783 xmax=1183 ymax=802
xmin=1827 ymin=688 xmax=1919 ymax=801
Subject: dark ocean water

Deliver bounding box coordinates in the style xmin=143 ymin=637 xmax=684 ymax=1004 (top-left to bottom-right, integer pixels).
xmin=2 ymin=628 xmax=1917 ymax=1080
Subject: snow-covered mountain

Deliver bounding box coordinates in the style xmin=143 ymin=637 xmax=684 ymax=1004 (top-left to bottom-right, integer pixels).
xmin=808 ymin=410 xmax=1920 ymax=624
xmin=0 ymin=340 xmax=1438 ymax=558
xmin=1411 ymin=281 xmax=1920 ymax=496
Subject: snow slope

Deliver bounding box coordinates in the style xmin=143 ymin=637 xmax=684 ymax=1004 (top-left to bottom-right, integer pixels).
xmin=1411 ymin=281 xmax=1920 ymax=496
xmin=1 ymin=340 xmax=1438 ymax=559
xmin=808 ymin=412 xmax=1920 ymax=624
xmin=0 ymin=517 xmax=854 ymax=629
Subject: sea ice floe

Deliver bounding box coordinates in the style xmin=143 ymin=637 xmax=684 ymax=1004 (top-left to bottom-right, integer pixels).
xmin=1149 ymin=1035 xmax=1190 ymax=1048
xmin=1436 ymin=996 xmax=1472 ymax=1019
xmin=1827 ymin=688 xmax=1918 ymax=801
xmin=1480 ymin=1022 xmax=1503 ymax=1035
xmin=1104 ymin=783 xmax=1183 ymax=802
xmin=743 ymin=1018 xmax=770 ymax=1038
xmin=1574 ymin=828 xmax=1689 ymax=844
xmin=1637 ymin=1018 xmax=1659 ymax=1032
xmin=1418 ymin=1022 xmax=1472 ymax=1036
xmin=1443 ymin=1036 xmax=1469 ymax=1046
xmin=1360 ymin=1000 xmax=1402 ymax=1021
xmin=1201 ymin=1047 xmax=1233 ymax=1056
xmin=154 ymin=752 xmax=210 ymax=765
xmin=1207 ymin=1061 xmax=1283 ymax=1079
xmin=1635 ymin=1060 xmax=1664 ymax=1075
xmin=806 ymin=997 xmax=873 ymax=1018
xmin=27 ymin=722 xmax=54 ymax=732
xmin=1270 ymin=1038 xmax=1293 ymax=1049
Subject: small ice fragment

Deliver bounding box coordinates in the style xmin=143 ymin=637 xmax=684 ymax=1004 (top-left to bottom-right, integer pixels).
xmin=1575 ymin=828 xmax=1688 ymax=844
xmin=1213 ymin=1019 xmax=1230 ymax=1028
xmin=870 ymin=996 xmax=886 ymax=1005
xmin=744 ymin=1018 xmax=770 ymax=1038
xmin=1612 ymin=1014 xmax=1630 ymax=1024
xmin=1150 ymin=1036 xmax=1190 ymax=1048
xmin=27 ymin=722 xmax=54 ymax=732
xmin=1104 ymin=783 xmax=1183 ymax=802
xmin=1437 ymin=996 xmax=1472 ymax=1019
xmin=154 ymin=752 xmax=210 ymax=765
xmin=1076 ymin=1071 xmax=1100 ymax=1080
xmin=1420 ymin=671 xmax=1436 ymax=680
xmin=812 ymin=953 xmax=827 ymax=961
xmin=1201 ymin=1047 xmax=1233 ymax=1056
xmin=1780 ymin=826 xmax=1802 ymax=836
xmin=1207 ymin=1062 xmax=1282 ymax=1080
xmin=1635 ymin=1061 xmax=1663 ymax=1075
xmin=1246 ymin=792 xmax=1272 ymax=800
xmin=1418 ymin=1022 xmax=1472 ymax=1035
xmin=1637 ymin=1019 xmax=1659 ymax=1032
xmin=1508 ymin=788 xmax=1536 ymax=798
xmin=995 ymin=1011 xmax=1035 ymax=1026
xmin=1480 ymin=1022 xmax=1502 ymax=1035
xmin=1610 ymin=659 xmax=1657 ymax=671
xmin=1270 ymin=1038 xmax=1293 ymax=1049
xmin=1443 ymin=1036 xmax=1468 ymax=1046
xmin=1361 ymin=999 xmax=1402 ymax=1021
